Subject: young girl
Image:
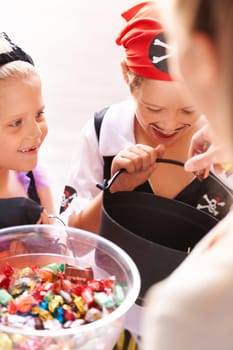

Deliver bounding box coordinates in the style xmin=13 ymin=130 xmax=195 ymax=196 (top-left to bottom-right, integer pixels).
xmin=142 ymin=0 xmax=233 ymax=349
xmin=0 ymin=32 xmax=55 ymax=228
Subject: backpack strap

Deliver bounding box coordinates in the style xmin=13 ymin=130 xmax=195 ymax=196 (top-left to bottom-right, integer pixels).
xmin=93 ymin=107 xmax=153 ymax=189
xmin=94 ymin=107 xmax=114 ymax=180
xmin=94 ymin=106 xmax=109 ymax=142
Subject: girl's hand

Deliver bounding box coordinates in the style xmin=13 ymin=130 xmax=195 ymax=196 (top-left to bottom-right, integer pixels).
xmin=110 ymin=144 xmax=164 ymax=192
xmin=36 ymin=208 xmax=51 ymax=224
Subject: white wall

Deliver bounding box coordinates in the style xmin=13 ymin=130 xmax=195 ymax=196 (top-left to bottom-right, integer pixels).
xmin=0 ymin=0 xmax=139 ymax=209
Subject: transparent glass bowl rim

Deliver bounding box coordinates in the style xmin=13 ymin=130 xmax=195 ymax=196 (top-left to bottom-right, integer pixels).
xmin=0 ymin=224 xmax=141 ymax=337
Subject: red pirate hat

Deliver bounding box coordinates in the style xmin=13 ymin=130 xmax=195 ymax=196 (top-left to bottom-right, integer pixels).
xmin=116 ymin=1 xmax=173 ymax=81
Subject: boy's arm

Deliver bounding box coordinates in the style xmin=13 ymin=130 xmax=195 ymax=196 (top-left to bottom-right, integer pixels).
xmin=68 ymin=191 xmax=103 ymax=233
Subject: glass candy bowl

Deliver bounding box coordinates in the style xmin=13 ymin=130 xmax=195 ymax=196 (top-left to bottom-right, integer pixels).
xmin=0 ymin=224 xmax=140 ymax=350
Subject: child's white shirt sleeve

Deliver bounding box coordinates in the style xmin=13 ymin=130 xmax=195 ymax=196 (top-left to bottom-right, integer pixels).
xmin=63 ymin=118 xmax=104 ymax=216
xmin=60 ymin=100 xmax=135 ymax=220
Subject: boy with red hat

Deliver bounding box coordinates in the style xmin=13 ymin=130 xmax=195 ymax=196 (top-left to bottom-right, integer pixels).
xmin=60 ymin=2 xmax=232 ymax=348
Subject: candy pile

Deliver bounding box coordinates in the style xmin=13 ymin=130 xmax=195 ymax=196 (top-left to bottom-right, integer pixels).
xmin=0 ymin=263 xmax=126 ymax=331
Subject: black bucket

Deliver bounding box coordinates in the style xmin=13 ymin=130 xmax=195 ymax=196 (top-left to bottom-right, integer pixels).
xmin=98 ymin=189 xmax=218 ymax=305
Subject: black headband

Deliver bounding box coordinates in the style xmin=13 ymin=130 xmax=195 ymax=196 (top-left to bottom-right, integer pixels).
xmin=0 ymin=32 xmax=34 ymax=66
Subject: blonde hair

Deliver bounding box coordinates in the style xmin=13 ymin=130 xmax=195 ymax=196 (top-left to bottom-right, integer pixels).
xmin=0 ymin=61 xmax=37 ymax=82
xmin=126 ymin=69 xmax=147 ymax=94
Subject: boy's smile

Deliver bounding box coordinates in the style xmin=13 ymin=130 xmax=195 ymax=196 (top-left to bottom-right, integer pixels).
xmin=133 ymin=79 xmax=201 ymax=147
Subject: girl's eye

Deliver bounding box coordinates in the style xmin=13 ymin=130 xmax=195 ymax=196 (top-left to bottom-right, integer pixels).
xmin=36 ymin=111 xmax=45 ymax=120
xmin=8 ymin=119 xmax=22 ymax=127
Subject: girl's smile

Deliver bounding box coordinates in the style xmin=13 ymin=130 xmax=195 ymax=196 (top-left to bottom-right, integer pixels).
xmin=0 ymin=73 xmax=47 ymax=172
xmin=17 ymin=145 xmax=40 ymax=154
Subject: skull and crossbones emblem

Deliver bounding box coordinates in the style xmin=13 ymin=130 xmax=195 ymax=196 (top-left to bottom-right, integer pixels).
xmin=152 ymin=38 xmax=174 ymax=64
xmin=197 ymin=194 xmax=225 ymax=216
xmin=149 ymin=32 xmax=174 ymax=73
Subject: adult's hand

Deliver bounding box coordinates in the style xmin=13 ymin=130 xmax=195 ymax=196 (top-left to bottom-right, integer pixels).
xmin=184 ymin=124 xmax=232 ymax=179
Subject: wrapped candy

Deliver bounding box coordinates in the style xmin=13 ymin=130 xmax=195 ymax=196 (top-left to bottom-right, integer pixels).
xmin=0 ymin=262 xmax=126 ymax=349
xmin=0 ymin=262 xmax=125 ymax=331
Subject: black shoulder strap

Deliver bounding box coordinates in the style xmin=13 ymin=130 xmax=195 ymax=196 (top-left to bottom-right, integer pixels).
xmin=27 ymin=171 xmax=41 ymax=204
xmin=94 ymin=106 xmax=114 ymax=180
xmin=94 ymin=106 xmax=154 ymax=191
xmin=94 ymin=106 xmax=109 ymax=141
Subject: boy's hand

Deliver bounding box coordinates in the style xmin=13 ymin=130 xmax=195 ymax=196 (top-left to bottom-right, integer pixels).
xmin=110 ymin=144 xmax=164 ymax=192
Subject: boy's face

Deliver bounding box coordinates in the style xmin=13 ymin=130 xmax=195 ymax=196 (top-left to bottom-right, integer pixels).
xmin=133 ymin=78 xmax=201 ymax=147
xmin=0 ymin=72 xmax=48 ymax=172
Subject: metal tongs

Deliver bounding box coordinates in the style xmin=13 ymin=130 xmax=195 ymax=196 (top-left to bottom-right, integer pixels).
xmin=96 ymin=158 xmax=184 ymax=191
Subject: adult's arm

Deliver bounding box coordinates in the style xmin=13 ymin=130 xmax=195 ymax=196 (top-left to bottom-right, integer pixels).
xmin=142 ymin=213 xmax=233 ymax=350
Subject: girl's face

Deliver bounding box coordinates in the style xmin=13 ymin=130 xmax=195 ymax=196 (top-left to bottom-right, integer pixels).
xmin=133 ymin=78 xmax=201 ymax=147
xmin=0 ymin=72 xmax=48 ymax=172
